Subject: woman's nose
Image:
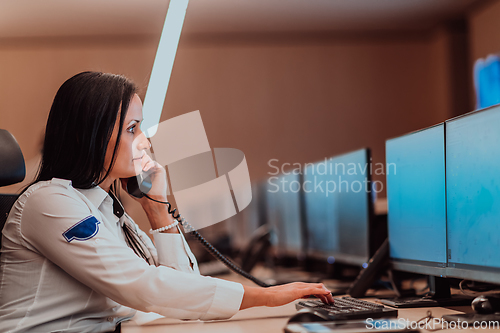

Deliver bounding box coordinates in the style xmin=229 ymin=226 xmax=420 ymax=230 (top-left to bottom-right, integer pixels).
xmin=135 ymin=133 xmax=151 ymax=151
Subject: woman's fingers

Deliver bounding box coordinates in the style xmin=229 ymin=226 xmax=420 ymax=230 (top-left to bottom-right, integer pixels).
xmin=141 ymin=155 xmax=155 ymax=172
xmin=245 ymin=282 xmax=335 ymax=308
xmin=300 ymin=283 xmax=334 ymax=305
xmin=316 ymin=294 xmax=330 ymax=305
xmin=325 ymin=292 xmax=335 ymax=304
xmin=315 ymin=292 xmax=334 ymax=305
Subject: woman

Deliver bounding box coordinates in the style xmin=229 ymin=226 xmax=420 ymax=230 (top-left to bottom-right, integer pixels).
xmin=0 ymin=72 xmax=333 ymax=333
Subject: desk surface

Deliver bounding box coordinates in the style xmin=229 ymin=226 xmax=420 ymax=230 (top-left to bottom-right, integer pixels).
xmin=123 ymin=301 xmax=498 ymax=333
xmin=122 ymin=271 xmax=496 ymax=333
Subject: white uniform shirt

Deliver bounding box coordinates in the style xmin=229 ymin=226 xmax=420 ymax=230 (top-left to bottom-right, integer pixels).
xmin=0 ymin=178 xmax=244 ymax=333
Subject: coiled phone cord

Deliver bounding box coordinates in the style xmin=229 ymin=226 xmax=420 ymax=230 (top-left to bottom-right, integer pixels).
xmin=144 ymin=194 xmax=271 ymax=288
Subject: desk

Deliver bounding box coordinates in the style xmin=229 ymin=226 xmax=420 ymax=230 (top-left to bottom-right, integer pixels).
xmin=122 ymin=301 xmax=297 ymax=333
xmin=123 ymin=303 xmax=500 ymax=333
xmin=122 ymin=272 xmax=497 ymax=333
xmin=123 ymin=302 xmax=500 ymax=333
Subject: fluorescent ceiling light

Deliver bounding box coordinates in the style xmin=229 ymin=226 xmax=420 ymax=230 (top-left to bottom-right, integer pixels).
xmin=141 ymin=0 xmax=189 ymax=138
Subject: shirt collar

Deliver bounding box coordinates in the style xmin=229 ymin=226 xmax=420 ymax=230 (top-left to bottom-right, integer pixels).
xmin=77 ymin=185 xmax=110 ymax=210
xmin=77 ymin=185 xmax=125 ymax=224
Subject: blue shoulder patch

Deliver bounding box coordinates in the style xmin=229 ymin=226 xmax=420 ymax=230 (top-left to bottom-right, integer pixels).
xmin=63 ymin=216 xmax=101 ymax=242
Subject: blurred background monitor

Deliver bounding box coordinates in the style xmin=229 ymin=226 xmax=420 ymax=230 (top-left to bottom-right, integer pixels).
xmin=227 ymin=182 xmax=267 ymax=253
xmin=386 ymin=124 xmax=447 ymax=277
xmin=265 ymin=172 xmax=304 ymax=259
xmin=302 ymin=148 xmax=374 ymax=266
xmin=446 ymin=105 xmax=500 ymax=284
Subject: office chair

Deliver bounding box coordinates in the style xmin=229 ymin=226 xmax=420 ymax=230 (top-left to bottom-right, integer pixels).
xmin=0 ymin=129 xmax=26 ymax=248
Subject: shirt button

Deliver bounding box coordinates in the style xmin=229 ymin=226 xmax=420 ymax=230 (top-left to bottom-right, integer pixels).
xmin=107 ymin=317 xmax=114 ymax=322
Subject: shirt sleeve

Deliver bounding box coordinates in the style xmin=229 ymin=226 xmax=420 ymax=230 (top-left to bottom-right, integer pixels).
xmin=122 ymin=210 xmax=199 ymax=273
xmin=19 ymin=183 xmax=244 ymax=320
xmin=153 ymin=226 xmax=200 ymax=273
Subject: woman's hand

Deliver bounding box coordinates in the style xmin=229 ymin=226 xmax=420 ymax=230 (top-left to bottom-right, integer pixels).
xmin=122 ymin=154 xmax=168 ymax=201
xmin=240 ymin=283 xmax=334 ymax=310
xmin=121 ymin=155 xmax=179 ymax=233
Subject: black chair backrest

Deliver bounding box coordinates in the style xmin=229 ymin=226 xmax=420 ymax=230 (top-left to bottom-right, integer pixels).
xmin=0 ymin=129 xmax=25 ymax=187
xmin=0 ymin=129 xmax=26 ymax=249
xmin=0 ymin=194 xmax=20 ymax=248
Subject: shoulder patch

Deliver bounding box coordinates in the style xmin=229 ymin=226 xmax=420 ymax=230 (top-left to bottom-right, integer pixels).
xmin=63 ymin=216 xmax=100 ymax=242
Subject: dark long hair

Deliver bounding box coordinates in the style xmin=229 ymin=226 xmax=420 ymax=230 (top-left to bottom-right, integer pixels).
xmin=34 ymin=71 xmax=137 ymax=189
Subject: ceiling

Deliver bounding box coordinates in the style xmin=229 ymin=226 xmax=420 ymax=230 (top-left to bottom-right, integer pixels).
xmin=0 ymin=0 xmax=488 ymax=39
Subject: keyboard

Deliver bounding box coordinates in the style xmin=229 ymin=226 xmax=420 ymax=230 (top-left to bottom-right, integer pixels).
xmin=296 ymin=296 xmax=398 ymax=321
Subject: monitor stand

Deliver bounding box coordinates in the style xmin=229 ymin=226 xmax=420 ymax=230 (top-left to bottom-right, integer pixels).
xmin=378 ymin=276 xmax=472 ymax=308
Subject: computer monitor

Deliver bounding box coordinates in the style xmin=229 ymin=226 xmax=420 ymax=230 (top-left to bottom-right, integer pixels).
xmin=265 ymin=172 xmax=303 ymax=258
xmin=302 ymin=148 xmax=373 ymax=266
xmin=227 ymin=182 xmax=266 ymax=252
xmin=385 ymin=123 xmax=447 ymax=277
xmin=446 ymin=105 xmax=500 ymax=284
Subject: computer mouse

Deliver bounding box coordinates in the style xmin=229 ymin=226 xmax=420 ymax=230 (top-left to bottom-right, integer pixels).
xmin=287 ymin=309 xmax=330 ymax=323
xmin=471 ymin=295 xmax=500 ymax=314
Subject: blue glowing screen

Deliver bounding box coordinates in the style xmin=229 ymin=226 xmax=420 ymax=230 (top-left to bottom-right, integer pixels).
xmin=386 ymin=124 xmax=447 ymax=264
xmin=266 ymin=173 xmax=303 ymax=254
xmin=302 ymin=149 xmax=370 ymax=262
xmin=446 ymin=106 xmax=500 ymax=269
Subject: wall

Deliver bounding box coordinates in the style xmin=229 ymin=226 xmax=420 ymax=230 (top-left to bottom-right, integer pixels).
xmin=0 ymin=30 xmax=454 ymax=231
xmin=469 ymin=0 xmax=500 ymax=61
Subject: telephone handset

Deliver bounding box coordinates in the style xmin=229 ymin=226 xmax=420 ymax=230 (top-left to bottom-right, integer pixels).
xmin=125 ymin=171 xmax=153 ymax=199
xmin=125 ymin=172 xmax=270 ymax=287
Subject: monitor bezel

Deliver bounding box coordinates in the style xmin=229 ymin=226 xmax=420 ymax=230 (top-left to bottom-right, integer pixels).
xmin=444 ymin=102 xmax=498 ymax=125
xmin=391 ymin=259 xmax=447 ymax=277
xmin=446 ymin=265 xmax=500 ymax=284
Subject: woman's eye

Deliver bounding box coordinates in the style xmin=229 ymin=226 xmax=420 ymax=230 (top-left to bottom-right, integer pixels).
xmin=127 ymin=125 xmax=135 ymax=133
